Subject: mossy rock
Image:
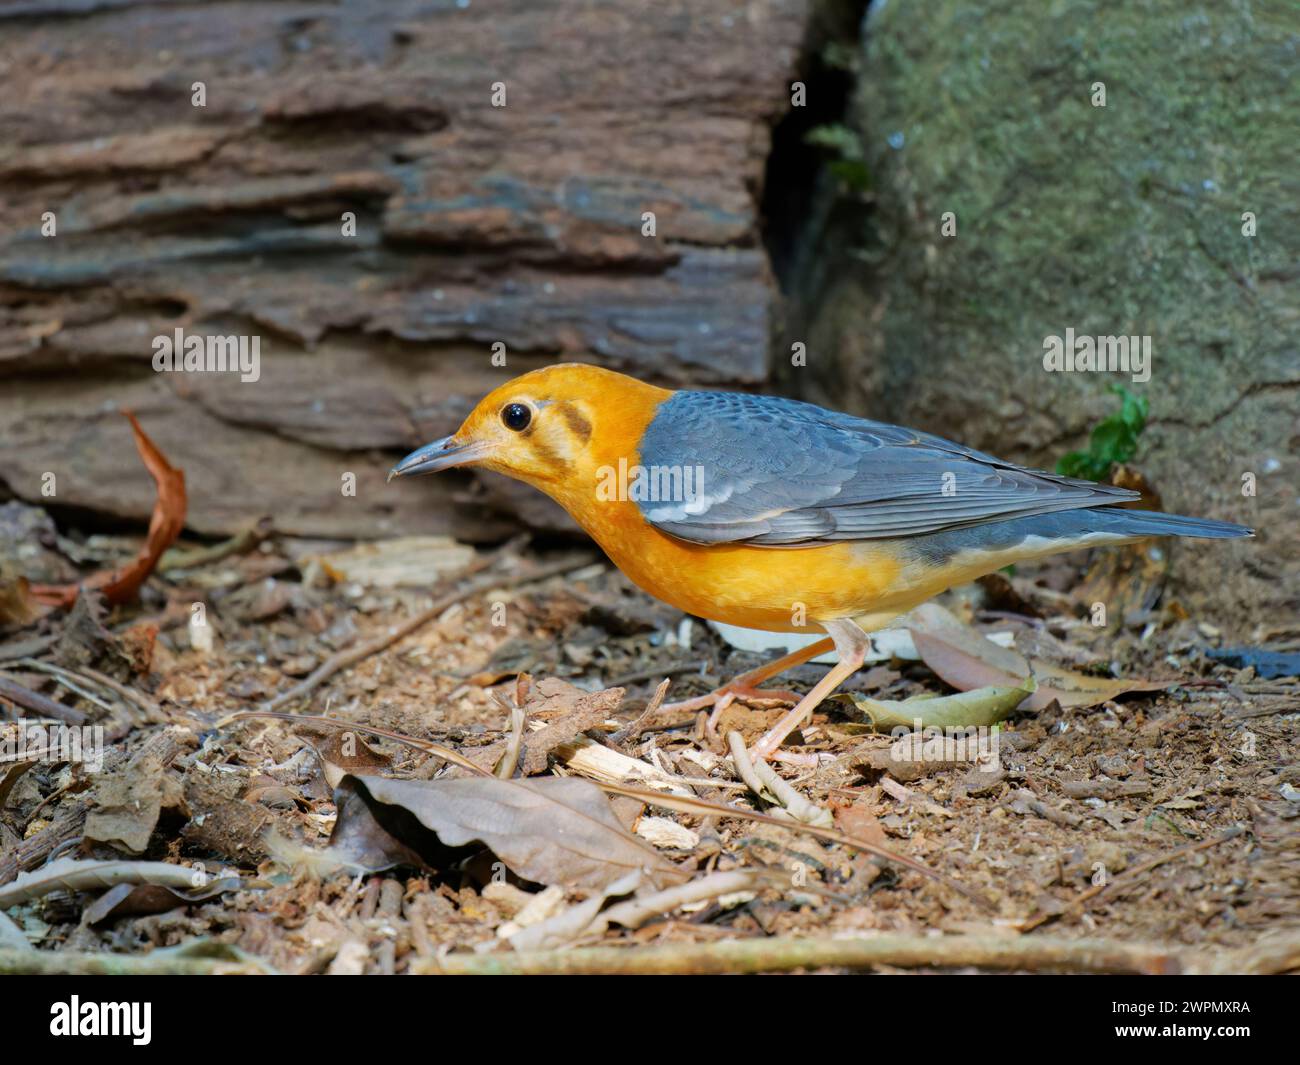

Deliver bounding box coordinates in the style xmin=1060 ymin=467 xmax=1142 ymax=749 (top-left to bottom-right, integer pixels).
xmin=796 ymin=0 xmax=1297 ymax=632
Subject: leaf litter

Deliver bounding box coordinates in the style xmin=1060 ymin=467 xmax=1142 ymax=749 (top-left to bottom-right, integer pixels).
xmin=0 ymin=444 xmax=1296 ymax=972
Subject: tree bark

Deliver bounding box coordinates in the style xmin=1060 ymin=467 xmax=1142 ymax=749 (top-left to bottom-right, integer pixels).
xmin=0 ymin=0 xmax=809 ymax=538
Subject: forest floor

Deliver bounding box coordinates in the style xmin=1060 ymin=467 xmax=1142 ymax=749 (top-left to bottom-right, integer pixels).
xmin=1 ymin=505 xmax=1297 ymax=975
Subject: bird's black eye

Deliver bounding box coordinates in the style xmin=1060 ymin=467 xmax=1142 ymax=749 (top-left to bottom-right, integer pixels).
xmin=501 ymin=403 xmax=532 ymax=432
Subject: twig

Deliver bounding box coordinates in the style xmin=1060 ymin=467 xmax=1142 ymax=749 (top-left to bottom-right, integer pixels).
xmin=0 ymin=810 xmax=86 ymax=890
xmin=1018 ymin=826 xmax=1245 ymax=932
xmin=18 ymin=658 xmax=160 ymax=722
xmin=0 ymin=673 xmax=88 ymax=725
xmin=11 ymin=661 xmax=114 ymax=714
xmin=414 ymin=931 xmax=1300 ymax=975
xmin=261 ymin=554 xmax=591 ymax=711
xmin=879 ymin=775 xmax=956 ymax=819
xmin=547 ymin=733 xmax=701 ymax=796
xmin=0 ymin=947 xmax=271 ymax=975
xmin=593 ymin=869 xmax=766 ymax=933
xmin=508 ymin=869 xmax=767 ymax=951
xmin=496 ymin=705 xmax=526 ymax=779
xmin=0 ymin=635 xmax=58 ymax=665
xmin=1226 ymin=702 xmax=1297 ymax=721
xmin=609 ymin=677 xmax=670 ymax=746
xmin=159 ymin=517 xmax=273 ymax=572
xmin=70 ymin=662 xmax=161 ymax=721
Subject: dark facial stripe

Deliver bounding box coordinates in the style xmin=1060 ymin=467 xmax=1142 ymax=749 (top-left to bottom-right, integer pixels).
xmin=556 ymin=401 xmax=592 ymax=444
xmin=527 ymin=433 xmax=566 ymax=472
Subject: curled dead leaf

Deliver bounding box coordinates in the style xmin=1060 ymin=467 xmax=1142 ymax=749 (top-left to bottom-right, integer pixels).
xmin=833 ymin=677 xmax=1036 ymax=731
xmin=30 ymin=411 xmax=186 ymax=609
xmin=0 ymin=858 xmax=213 ymax=908
xmin=908 ymin=603 xmax=1165 ymax=710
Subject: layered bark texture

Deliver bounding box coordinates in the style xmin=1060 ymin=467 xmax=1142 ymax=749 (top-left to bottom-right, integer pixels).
xmin=0 ymin=0 xmax=809 ymax=537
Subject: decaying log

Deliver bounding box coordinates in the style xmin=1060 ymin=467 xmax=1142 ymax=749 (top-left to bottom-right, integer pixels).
xmin=0 ymin=0 xmax=810 ymax=537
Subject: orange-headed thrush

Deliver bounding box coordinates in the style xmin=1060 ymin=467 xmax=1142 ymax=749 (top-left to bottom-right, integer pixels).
xmin=390 ymin=364 xmax=1252 ymax=762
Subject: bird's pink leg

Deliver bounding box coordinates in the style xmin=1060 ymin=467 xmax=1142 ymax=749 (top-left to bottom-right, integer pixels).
xmin=659 ymin=637 xmax=836 ymax=738
xmin=750 ymin=619 xmax=870 ymax=762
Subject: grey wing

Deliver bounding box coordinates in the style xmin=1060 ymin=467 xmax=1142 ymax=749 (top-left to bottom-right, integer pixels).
xmin=635 ymin=391 xmax=1139 ymax=546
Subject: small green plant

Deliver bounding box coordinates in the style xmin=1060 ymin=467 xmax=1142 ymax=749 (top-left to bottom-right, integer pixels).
xmin=804 ymin=123 xmax=871 ymax=193
xmin=1056 ymin=384 xmax=1149 ymax=482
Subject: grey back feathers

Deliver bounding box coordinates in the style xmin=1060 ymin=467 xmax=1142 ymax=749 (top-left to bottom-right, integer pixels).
xmin=636 ymin=390 xmax=1251 ymax=548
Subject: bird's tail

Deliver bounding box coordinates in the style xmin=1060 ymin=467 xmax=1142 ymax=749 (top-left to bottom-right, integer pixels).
xmin=905 ymin=506 xmax=1252 ymax=584
xmin=1082 ymin=507 xmax=1253 ymax=540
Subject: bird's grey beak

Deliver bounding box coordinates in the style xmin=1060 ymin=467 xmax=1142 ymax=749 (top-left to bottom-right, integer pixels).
xmin=387 ymin=436 xmax=491 ymax=481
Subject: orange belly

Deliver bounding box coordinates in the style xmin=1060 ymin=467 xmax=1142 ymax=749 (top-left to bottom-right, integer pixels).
xmin=588 ymin=518 xmax=908 ymax=633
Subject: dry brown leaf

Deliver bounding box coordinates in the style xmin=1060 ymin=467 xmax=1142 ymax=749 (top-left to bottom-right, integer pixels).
xmin=31 ymin=411 xmax=187 ymax=609
xmin=833 ymin=799 xmax=888 ymax=848
xmin=908 ymin=603 xmax=1165 ymax=710
xmin=0 ymin=759 xmax=37 ymax=810
xmin=231 ymin=711 xmax=980 ymax=905
xmin=0 ymin=576 xmax=43 ymax=626
xmin=302 ymin=728 xmax=394 ymax=789
xmin=329 ymin=773 xmax=686 ymax=891
xmin=84 ymin=750 xmax=184 ymax=854
xmin=83 ymin=877 xmax=242 ymax=925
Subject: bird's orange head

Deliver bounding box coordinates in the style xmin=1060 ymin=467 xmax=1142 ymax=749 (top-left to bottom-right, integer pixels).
xmin=389 ymin=363 xmax=671 ymax=500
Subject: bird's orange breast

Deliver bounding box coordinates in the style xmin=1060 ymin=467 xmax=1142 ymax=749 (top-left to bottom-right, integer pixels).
xmin=590 ymin=515 xmax=907 ymax=632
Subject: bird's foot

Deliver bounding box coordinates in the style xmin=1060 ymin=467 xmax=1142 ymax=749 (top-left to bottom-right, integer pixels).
xmin=660 ymin=684 xmax=800 ymax=715
xmin=748 ymin=686 xmax=830 ymax=762
xmin=749 ymin=619 xmax=871 ymax=764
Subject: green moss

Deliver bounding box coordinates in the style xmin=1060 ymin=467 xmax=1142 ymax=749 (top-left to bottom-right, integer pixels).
xmin=852 ymin=0 xmax=1295 ymax=421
